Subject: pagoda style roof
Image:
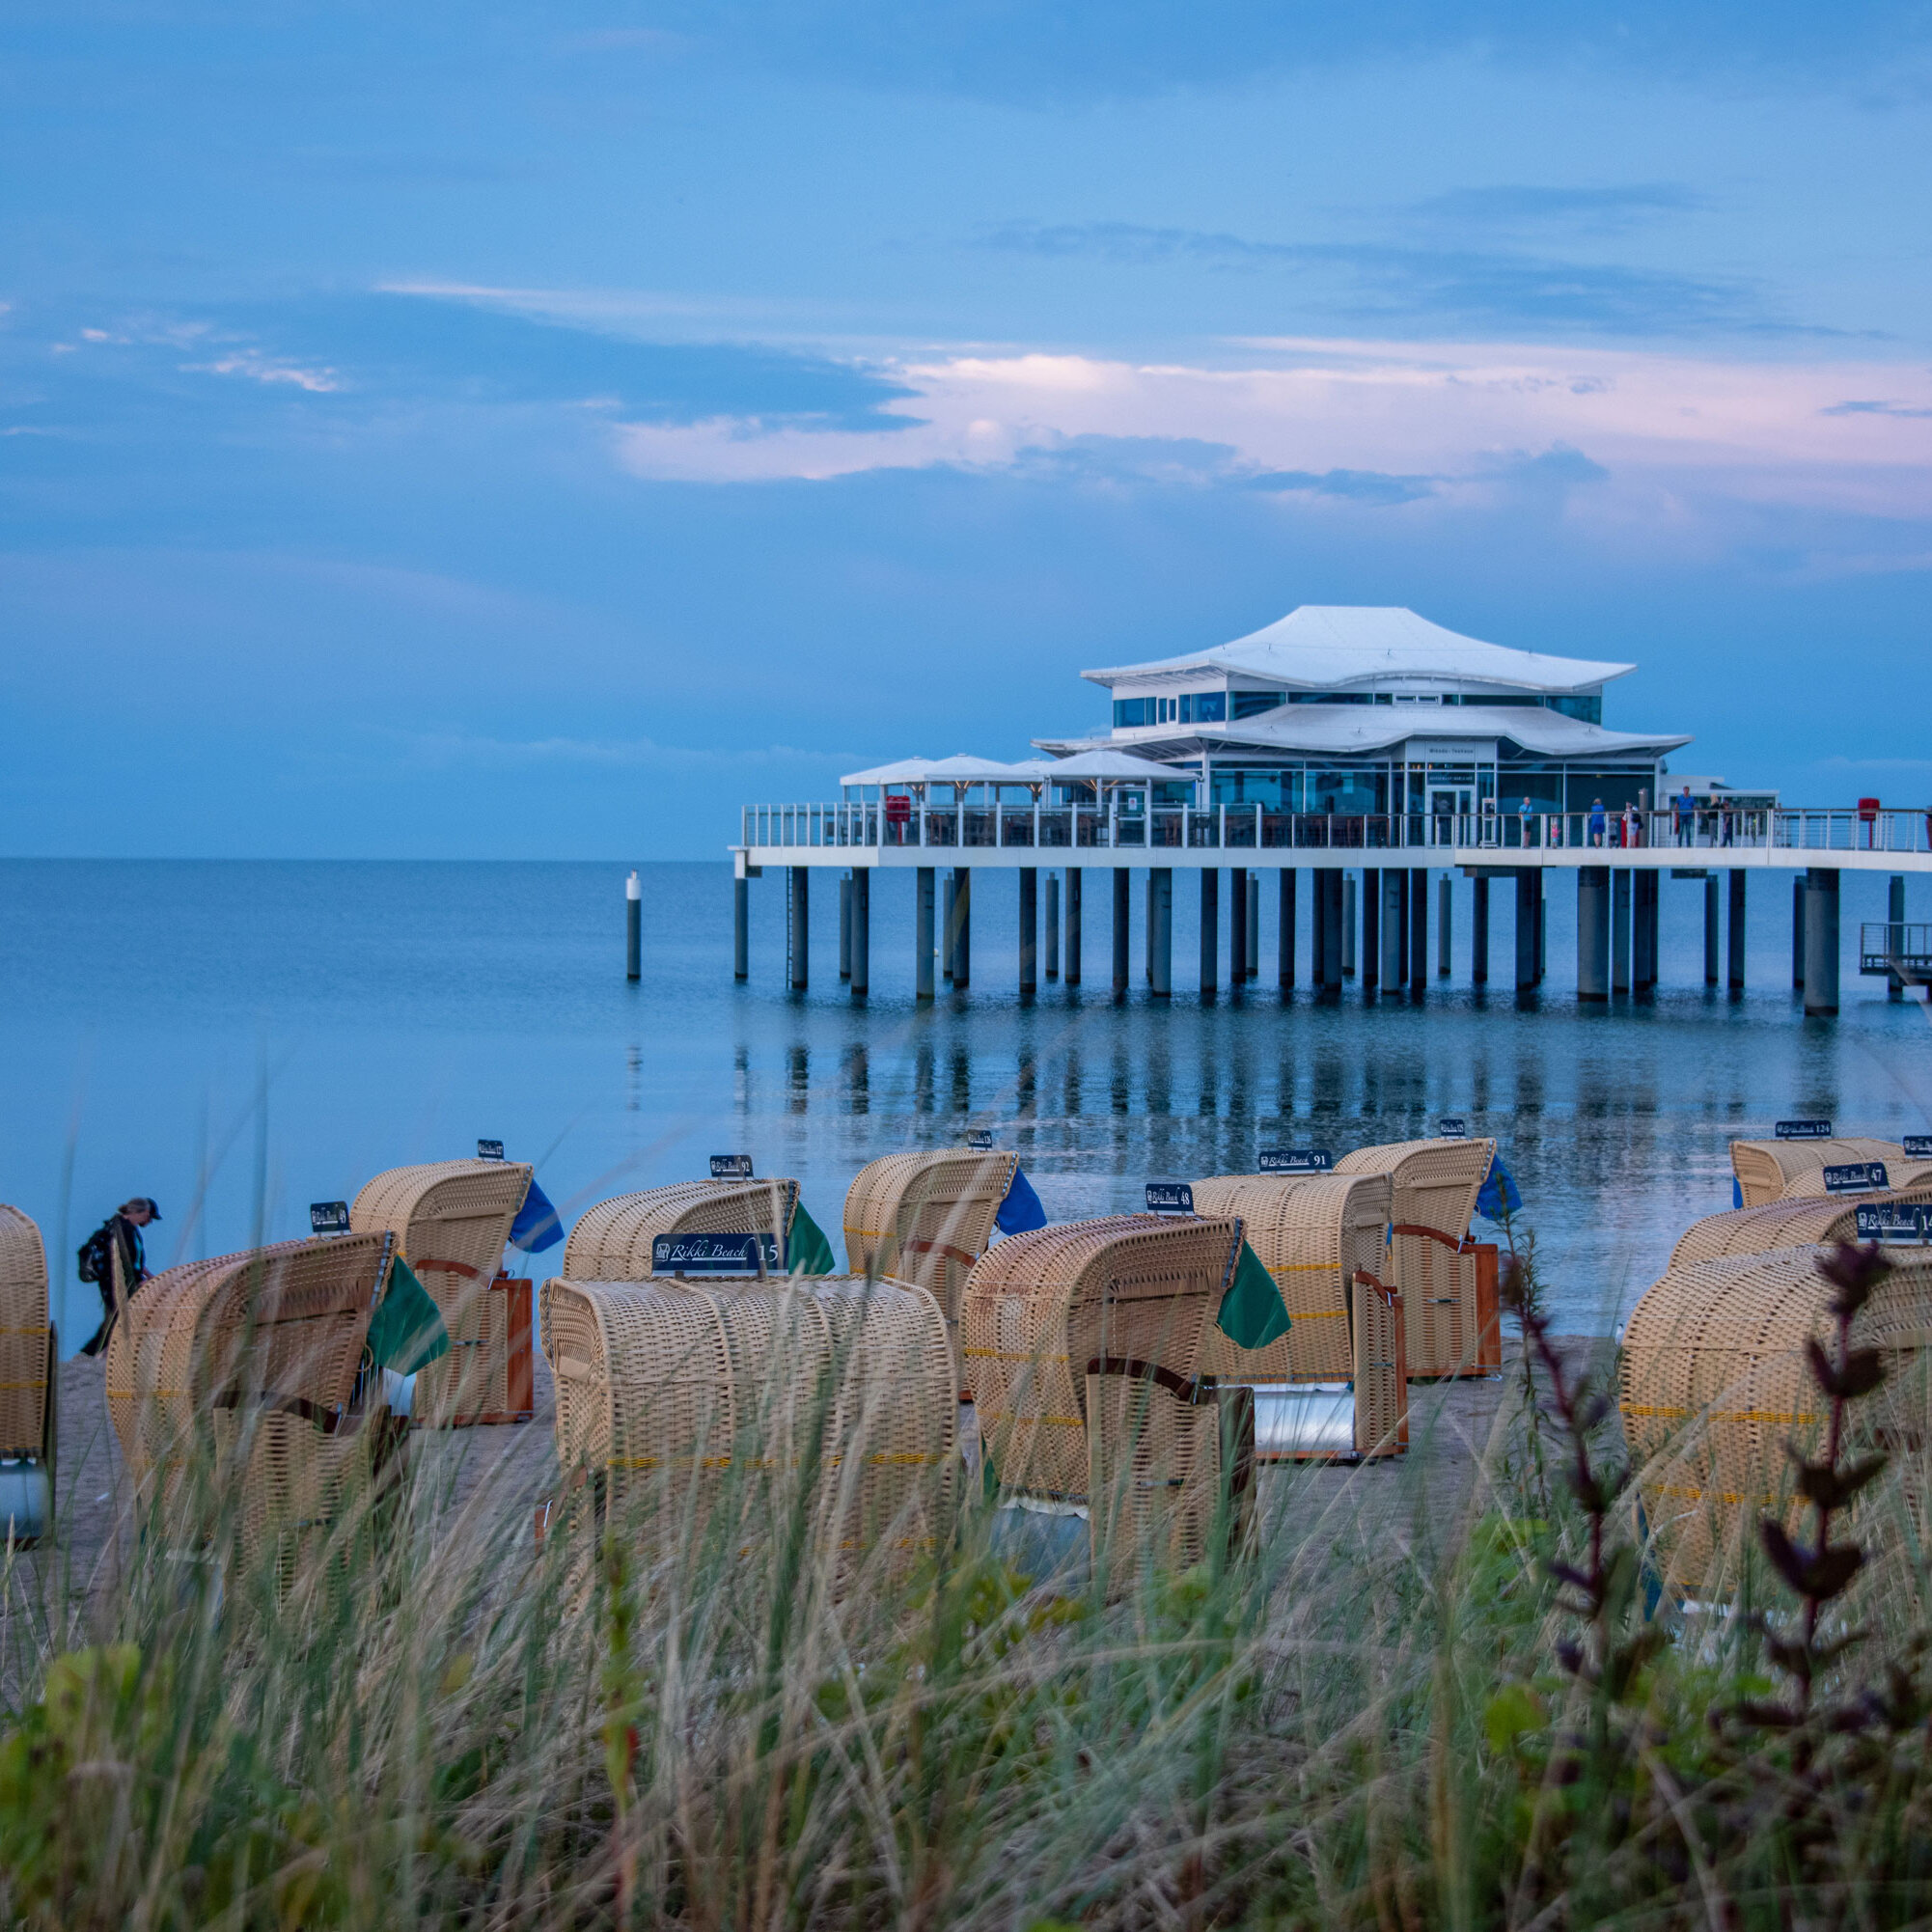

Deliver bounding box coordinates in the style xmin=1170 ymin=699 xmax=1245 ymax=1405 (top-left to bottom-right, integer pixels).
xmin=1082 ymin=606 xmax=1634 ymax=697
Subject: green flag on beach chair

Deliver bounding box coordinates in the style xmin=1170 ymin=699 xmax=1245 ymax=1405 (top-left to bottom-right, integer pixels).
xmin=1216 ymin=1240 xmax=1291 ymax=1351
xmin=787 ymin=1201 xmax=838 ymax=1276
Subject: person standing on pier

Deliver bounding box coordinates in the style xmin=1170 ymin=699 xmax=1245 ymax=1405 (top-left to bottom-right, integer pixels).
xmin=1674 ymin=783 xmax=1695 ymax=845
xmin=76 ymin=1195 xmax=159 ymax=1355
xmin=1588 ymin=797 xmax=1607 ymax=846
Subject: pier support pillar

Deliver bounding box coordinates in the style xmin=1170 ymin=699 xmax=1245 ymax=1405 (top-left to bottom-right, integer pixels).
xmin=627 ymin=870 xmax=643 ymax=981
xmin=1612 ymin=869 xmax=1631 ymax=993
xmin=1112 ymin=869 xmax=1130 ymax=1002
xmin=1408 ymin=869 xmax=1429 ymax=995
xmin=839 ymin=873 xmax=852 ymax=981
xmin=915 ymin=868 xmax=935 ymax=1000
xmin=732 ymin=876 xmax=748 ymax=982
xmin=1472 ymin=874 xmax=1489 ymax=985
xmin=1018 ymin=868 xmax=1037 ymax=997
xmin=1728 ymin=869 xmax=1747 ymax=993
xmin=1230 ymin=867 xmax=1248 ymax=986
xmin=1044 ymin=873 xmax=1060 ymax=980
xmin=1578 ymin=867 xmax=1610 ymax=1001
xmin=1341 ymin=874 xmax=1357 ymax=979
xmin=1247 ymin=873 xmax=1260 ymax=979
xmin=1703 ymin=875 xmax=1720 ymax=986
xmin=1322 ymin=870 xmax=1345 ymax=990
xmin=849 ymin=869 xmax=869 ymax=998
xmin=1804 ymin=868 xmax=1839 ymax=1015
xmin=1381 ymin=870 xmax=1404 ymax=994
xmin=1066 ymin=869 xmax=1083 ymax=986
xmin=942 ymin=876 xmax=954 ymax=982
xmin=1792 ymin=877 xmax=1806 ymax=991
xmin=1311 ymin=869 xmax=1329 ymax=988
xmin=1437 ymin=872 xmax=1452 ymax=977
xmin=1536 ymin=875 xmax=1548 ymax=985
xmin=950 ymin=868 xmax=972 ymax=989
xmin=1150 ymin=869 xmax=1173 ymax=997
xmin=1363 ymin=869 xmax=1380 ymax=993
xmin=1200 ymin=869 xmax=1219 ymax=997
xmin=787 ymin=867 xmax=810 ymax=990
xmin=1279 ymin=869 xmax=1296 ymax=989
xmin=1514 ymin=869 xmax=1537 ymax=992
xmin=1890 ymin=875 xmax=1907 ymax=1000
xmin=1635 ymin=870 xmax=1658 ymax=994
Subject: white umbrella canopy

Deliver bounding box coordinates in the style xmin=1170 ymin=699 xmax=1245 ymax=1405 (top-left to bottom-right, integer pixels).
xmin=1038 ymin=748 xmax=1181 ymax=784
xmin=841 ymin=757 xmax=935 ymax=787
xmin=842 ymin=754 xmax=1052 ymax=789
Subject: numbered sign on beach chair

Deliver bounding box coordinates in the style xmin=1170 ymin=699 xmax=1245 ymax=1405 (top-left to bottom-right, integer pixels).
xmin=563 ymin=1178 xmax=803 ymax=1280
xmin=540 ymin=1274 xmax=955 ymax=1581
xmin=1670 ymin=1186 xmax=1932 ymax=1269
xmin=351 ymin=1160 xmax=531 ymax=1427
xmin=1620 ymin=1243 xmax=1932 ymax=1598
xmin=1189 ymin=1173 xmax=1407 ymax=1460
xmin=1334 ymin=1137 xmax=1499 ymax=1378
xmin=0 ymin=1205 xmax=55 ymax=1543
xmin=1728 ymin=1138 xmax=1904 ymax=1209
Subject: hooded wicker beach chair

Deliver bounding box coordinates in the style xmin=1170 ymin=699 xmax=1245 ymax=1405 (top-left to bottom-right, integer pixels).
xmin=563 ymin=1178 xmax=801 ymax=1280
xmin=1779 ymin=1157 xmax=1932 ymax=1201
xmin=351 ymin=1160 xmax=531 ymax=1427
xmin=1669 ymin=1187 xmax=1932 ymax=1269
xmin=1334 ymin=1137 xmax=1499 ymax=1378
xmin=0 ymin=1205 xmax=55 ymax=1542
xmin=105 ymin=1231 xmax=400 ymax=1578
xmin=1728 ymin=1138 xmax=1905 ymax=1209
xmin=1619 ymin=1243 xmax=1932 ymax=1597
xmin=1187 ymin=1173 xmax=1406 ymax=1460
xmin=540 ymin=1274 xmax=954 ymax=1576
xmin=842 ymin=1149 xmax=1020 ymax=1327
xmin=961 ymin=1213 xmax=1244 ymax=1502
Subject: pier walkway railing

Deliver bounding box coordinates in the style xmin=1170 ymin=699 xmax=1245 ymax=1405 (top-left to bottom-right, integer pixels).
xmin=742 ymin=803 xmax=1932 ymax=858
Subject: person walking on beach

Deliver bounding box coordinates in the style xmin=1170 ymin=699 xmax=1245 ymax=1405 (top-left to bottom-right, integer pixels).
xmin=76 ymin=1196 xmax=160 ymax=1355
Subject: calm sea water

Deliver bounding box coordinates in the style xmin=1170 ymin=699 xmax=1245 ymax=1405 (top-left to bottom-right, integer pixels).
xmin=3 ymin=858 xmax=1927 ymax=1346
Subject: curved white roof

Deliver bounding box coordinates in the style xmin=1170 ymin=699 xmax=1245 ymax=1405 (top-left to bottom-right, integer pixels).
xmin=1082 ymin=605 xmax=1634 ymax=698
xmin=841 ymin=754 xmax=1050 ymax=787
xmin=1040 ymin=748 xmax=1178 ymax=782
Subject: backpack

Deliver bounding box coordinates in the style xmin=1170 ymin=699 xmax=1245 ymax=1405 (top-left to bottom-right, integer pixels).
xmin=76 ymin=1224 xmax=114 ymax=1285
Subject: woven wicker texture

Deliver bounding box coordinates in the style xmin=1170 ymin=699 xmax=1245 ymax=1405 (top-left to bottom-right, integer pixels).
xmin=1334 ymin=1137 xmax=1497 ymax=1376
xmin=1779 ymin=1158 xmax=1932 ymax=1201
xmin=1670 ymin=1188 xmax=1932 ymax=1269
xmin=0 ymin=1205 xmax=50 ymax=1460
xmin=1087 ymin=1368 xmax=1253 ymax=1587
xmin=562 ymin=1179 xmax=800 ymax=1280
xmin=1351 ymin=1269 xmax=1411 ymax=1458
xmin=1728 ymin=1138 xmax=1905 ymax=1208
xmin=1188 ymin=1173 xmax=1389 ymax=1381
xmin=541 ymin=1274 xmax=955 ymax=1572
xmin=351 ymin=1160 xmax=532 ymax=1426
xmin=842 ymin=1150 xmax=1019 ymax=1324
xmin=1620 ymin=1243 xmax=1932 ymax=1593
xmin=106 ymin=1232 xmax=394 ymax=1526
xmin=960 ymin=1214 xmax=1242 ymax=1499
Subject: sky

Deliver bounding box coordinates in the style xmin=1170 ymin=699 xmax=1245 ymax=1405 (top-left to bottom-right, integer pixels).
xmin=3 ymin=2 xmax=1931 ymax=859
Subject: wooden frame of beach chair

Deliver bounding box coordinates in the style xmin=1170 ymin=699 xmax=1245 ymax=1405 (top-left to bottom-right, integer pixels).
xmin=842 ymin=1149 xmax=1019 ymax=1333
xmin=1188 ymin=1173 xmax=1407 ymax=1460
xmin=1670 ymin=1188 xmax=1932 ymax=1269
xmin=1619 ymin=1243 xmax=1932 ymax=1597
xmin=960 ymin=1213 xmax=1243 ymax=1500
xmin=562 ymin=1178 xmax=801 ymax=1280
xmin=351 ymin=1160 xmax=532 ymax=1428
xmin=1086 ymin=1360 xmax=1254 ymax=1588
xmin=0 ymin=1205 xmax=55 ymax=1543
xmin=540 ymin=1273 xmax=955 ymax=1579
xmin=1779 ymin=1158 xmax=1932 ymax=1201
xmin=1728 ymin=1138 xmax=1905 ymax=1209
xmin=1334 ymin=1138 xmax=1500 ymax=1378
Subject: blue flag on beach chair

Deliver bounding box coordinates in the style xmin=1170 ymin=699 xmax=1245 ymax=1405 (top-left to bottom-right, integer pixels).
xmin=994 ymin=1166 xmax=1047 ymax=1235
xmin=509 ymin=1177 xmax=564 ymax=1253
xmin=1475 ymin=1155 xmax=1522 ymax=1222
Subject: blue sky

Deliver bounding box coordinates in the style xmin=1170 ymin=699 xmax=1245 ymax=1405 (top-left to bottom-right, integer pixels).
xmin=4 ymin=3 xmax=1931 ymax=857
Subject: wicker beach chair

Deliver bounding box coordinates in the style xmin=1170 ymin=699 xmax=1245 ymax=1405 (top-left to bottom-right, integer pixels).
xmin=961 ymin=1213 xmax=1243 ymax=1501
xmin=1779 ymin=1157 xmax=1932 ymax=1201
xmin=842 ymin=1149 xmax=1019 ymax=1324
xmin=540 ymin=1274 xmax=954 ymax=1576
xmin=1670 ymin=1187 xmax=1932 ymax=1269
xmin=351 ymin=1160 xmax=531 ymax=1427
xmin=0 ymin=1206 xmax=55 ymax=1542
xmin=105 ymin=1231 xmax=399 ymax=1578
xmin=1187 ymin=1173 xmax=1406 ymax=1460
xmin=563 ymin=1178 xmax=801 ymax=1280
xmin=1619 ymin=1243 xmax=1932 ymax=1596
xmin=1728 ymin=1139 xmax=1905 ymax=1209
xmin=1334 ymin=1138 xmax=1500 ymax=1377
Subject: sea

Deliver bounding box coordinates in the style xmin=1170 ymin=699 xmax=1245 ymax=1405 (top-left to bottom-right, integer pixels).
xmin=3 ymin=858 xmax=1927 ymax=1348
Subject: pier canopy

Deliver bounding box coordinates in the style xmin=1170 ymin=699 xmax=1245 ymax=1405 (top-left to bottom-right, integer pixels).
xmin=842 ymin=754 xmax=1052 ymax=799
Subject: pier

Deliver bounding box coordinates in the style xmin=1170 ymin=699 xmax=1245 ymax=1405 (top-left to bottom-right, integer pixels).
xmin=731 ymin=804 xmax=1932 ymax=1017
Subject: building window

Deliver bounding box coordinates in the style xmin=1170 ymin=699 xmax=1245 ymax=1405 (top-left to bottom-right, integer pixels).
xmin=1548 ymin=695 xmax=1603 ymax=725
xmin=1114 ymin=698 xmax=1151 ymax=727
xmin=1178 ymin=692 xmax=1226 ymax=723
xmin=1231 ymin=690 xmax=1283 ymax=718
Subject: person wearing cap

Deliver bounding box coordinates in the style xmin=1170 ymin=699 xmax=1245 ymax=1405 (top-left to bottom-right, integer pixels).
xmin=76 ymin=1196 xmax=160 ymax=1356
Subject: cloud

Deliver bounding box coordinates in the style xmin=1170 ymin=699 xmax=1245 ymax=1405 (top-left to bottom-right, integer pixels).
xmin=1236 ymin=467 xmax=1438 ymax=506
xmin=184 ymin=349 xmax=341 ymax=392
xmin=977 ymin=222 xmax=1792 ymax=338
xmin=1822 ymin=399 xmax=1932 ymax=419
xmin=1407 ymin=183 xmax=1708 ymax=235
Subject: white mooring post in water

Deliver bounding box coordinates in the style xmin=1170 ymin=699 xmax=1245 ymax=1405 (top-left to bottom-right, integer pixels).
xmin=626 ymin=870 xmax=641 ymax=981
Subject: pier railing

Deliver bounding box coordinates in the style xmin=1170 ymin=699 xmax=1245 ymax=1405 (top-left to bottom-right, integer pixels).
xmin=742 ymin=803 xmax=1932 ymax=857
